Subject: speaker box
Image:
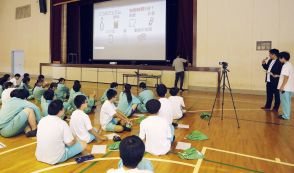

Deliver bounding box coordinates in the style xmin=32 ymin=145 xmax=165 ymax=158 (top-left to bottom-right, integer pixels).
xmin=39 ymin=0 xmax=47 ymax=14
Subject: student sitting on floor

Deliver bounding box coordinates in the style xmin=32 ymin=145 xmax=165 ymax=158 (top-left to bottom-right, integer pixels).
xmin=156 ymin=84 xmax=175 ymax=141
xmin=0 ymin=89 xmax=41 ymax=137
xmin=117 ymin=84 xmax=140 ymax=117
xmin=37 ymin=74 xmax=50 ymax=88
xmin=69 ymin=80 xmax=80 ymax=97
xmin=70 ymin=95 xmax=107 ymax=143
xmin=139 ymin=99 xmax=172 ymax=156
xmin=100 ymin=89 xmax=132 ymax=132
xmin=23 ymin=73 xmax=30 ymax=79
xmin=100 ymin=82 xmax=118 ymax=104
xmin=56 ymin=78 xmax=69 ymax=100
xmin=1 ymin=82 xmax=16 ymax=106
xmin=67 ymin=82 xmax=95 ymax=114
xmin=19 ymin=77 xmax=34 ymax=100
xmin=36 ymin=100 xmax=87 ymax=165
xmin=9 ymin=73 xmax=21 ymax=87
xmin=108 ymin=135 xmax=153 ymax=173
xmin=137 ymin=82 xmax=155 ymax=113
xmin=33 ymin=79 xmax=45 ymax=103
xmin=41 ymin=89 xmax=55 ymax=117
xmin=168 ymin=87 xmax=186 ymax=119
xmin=0 ymin=74 xmax=11 ymax=104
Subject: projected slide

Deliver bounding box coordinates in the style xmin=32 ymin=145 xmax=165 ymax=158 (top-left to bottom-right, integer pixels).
xmin=93 ymin=0 xmax=166 ymax=61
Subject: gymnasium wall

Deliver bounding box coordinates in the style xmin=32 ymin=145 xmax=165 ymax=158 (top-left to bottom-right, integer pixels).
xmin=0 ymin=0 xmax=50 ymax=75
xmin=196 ymin=0 xmax=294 ymax=92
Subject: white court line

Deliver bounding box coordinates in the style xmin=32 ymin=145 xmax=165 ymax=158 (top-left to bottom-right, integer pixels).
xmin=0 ymin=142 xmax=36 ymax=156
xmin=187 ymin=108 xmax=263 ymax=113
xmin=31 ymin=157 xmax=196 ymax=173
xmin=275 ymin=158 xmax=281 ymax=162
xmin=184 ymin=96 xmax=264 ymax=104
xmin=206 ymin=147 xmax=294 ymax=167
xmin=193 ymin=147 xmax=207 ymax=173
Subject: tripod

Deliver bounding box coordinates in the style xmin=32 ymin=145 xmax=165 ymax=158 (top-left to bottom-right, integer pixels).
xmin=208 ymin=67 xmax=240 ymax=128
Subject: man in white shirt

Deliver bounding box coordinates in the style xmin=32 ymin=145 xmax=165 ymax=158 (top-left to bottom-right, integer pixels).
xmin=168 ymin=87 xmax=186 ymax=119
xmin=1 ymin=82 xmax=16 ymax=106
xmin=36 ymin=100 xmax=87 ymax=165
xmin=261 ymin=49 xmax=283 ymax=111
xmin=139 ymin=99 xmax=172 ymax=156
xmin=156 ymin=84 xmax=175 ymax=139
xmin=277 ymin=52 xmax=294 ymax=120
xmin=107 ymin=135 xmax=153 ymax=173
xmin=9 ymin=74 xmax=21 ymax=87
xmin=172 ymin=56 xmax=188 ymax=91
xmin=70 ymin=95 xmax=107 ymax=143
xmin=100 ymin=89 xmax=131 ymax=132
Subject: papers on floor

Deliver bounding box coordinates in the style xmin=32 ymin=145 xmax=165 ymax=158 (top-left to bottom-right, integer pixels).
xmin=104 ymin=133 xmax=120 ymax=140
xmin=177 ymin=124 xmax=189 ymax=129
xmin=176 ymin=142 xmax=191 ymax=150
xmin=0 ymin=142 xmax=6 ymax=148
xmin=91 ymin=145 xmax=107 ymax=154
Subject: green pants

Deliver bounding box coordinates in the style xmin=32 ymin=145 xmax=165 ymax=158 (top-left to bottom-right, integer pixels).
xmin=0 ymin=111 xmax=28 ymax=137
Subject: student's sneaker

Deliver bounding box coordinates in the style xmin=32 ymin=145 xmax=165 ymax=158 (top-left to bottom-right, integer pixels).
xmin=25 ymin=129 xmax=37 ymax=137
xmin=172 ymin=122 xmax=178 ymax=127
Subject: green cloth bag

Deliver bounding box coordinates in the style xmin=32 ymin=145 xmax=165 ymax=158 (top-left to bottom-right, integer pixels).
xmin=178 ymin=147 xmax=204 ymax=160
xmin=200 ymin=112 xmax=211 ymax=120
xmin=108 ymin=141 xmax=121 ymax=150
xmin=186 ymin=130 xmax=208 ymax=141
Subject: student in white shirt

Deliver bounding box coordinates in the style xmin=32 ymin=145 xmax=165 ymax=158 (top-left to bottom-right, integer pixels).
xmin=9 ymin=74 xmax=21 ymax=87
xmin=107 ymin=135 xmax=153 ymax=173
xmin=1 ymin=82 xmax=16 ymax=106
xmin=100 ymin=89 xmax=132 ymax=132
xmin=156 ymin=84 xmax=175 ymax=140
xmin=70 ymin=95 xmax=107 ymax=143
xmin=168 ymin=87 xmax=186 ymax=119
xmin=277 ymin=52 xmax=294 ymax=120
xmin=36 ymin=100 xmax=87 ymax=165
xmin=139 ymin=99 xmax=172 ymax=156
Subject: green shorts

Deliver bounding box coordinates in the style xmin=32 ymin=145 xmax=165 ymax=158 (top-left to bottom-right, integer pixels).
xmin=58 ymin=142 xmax=83 ymax=163
xmin=0 ymin=111 xmax=28 ymax=137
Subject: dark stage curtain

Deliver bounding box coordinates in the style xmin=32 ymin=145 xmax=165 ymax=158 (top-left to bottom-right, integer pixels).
xmin=50 ymin=2 xmax=62 ymax=62
xmin=177 ymin=0 xmax=194 ymax=63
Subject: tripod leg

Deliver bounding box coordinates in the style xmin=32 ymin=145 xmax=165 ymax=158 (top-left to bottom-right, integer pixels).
xmin=221 ymin=71 xmax=226 ymax=120
xmin=225 ymin=73 xmax=240 ymax=128
xmin=208 ymin=71 xmax=224 ymax=126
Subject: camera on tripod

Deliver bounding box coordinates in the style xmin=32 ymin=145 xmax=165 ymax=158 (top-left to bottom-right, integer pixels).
xmin=219 ymin=61 xmax=228 ymax=69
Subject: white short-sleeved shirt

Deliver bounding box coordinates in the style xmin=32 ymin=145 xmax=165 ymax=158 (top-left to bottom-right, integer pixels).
xmin=107 ymin=168 xmax=152 ymax=173
xmin=139 ymin=116 xmax=172 ymax=156
xmin=70 ymin=109 xmax=93 ymax=143
xmin=9 ymin=78 xmax=18 ymax=86
xmin=278 ymin=61 xmax=294 ymax=92
xmin=158 ymin=98 xmax=174 ymax=125
xmin=36 ymin=116 xmax=74 ymax=165
xmin=1 ymin=88 xmax=16 ymax=106
xmin=168 ymin=96 xmax=185 ymax=119
xmin=100 ymin=100 xmax=117 ymax=130
xmin=172 ymin=57 xmax=187 ymax=72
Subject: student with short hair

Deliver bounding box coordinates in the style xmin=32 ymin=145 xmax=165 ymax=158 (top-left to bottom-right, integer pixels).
xmin=70 ymin=95 xmax=107 ymax=143
xmin=41 ymin=89 xmax=55 ymax=117
xmin=277 ymin=52 xmax=294 ymax=120
xmin=100 ymin=82 xmax=118 ymax=104
xmin=19 ymin=77 xmax=34 ymax=100
xmin=156 ymin=84 xmax=175 ymax=139
xmin=33 ymin=79 xmax=45 ymax=103
xmin=1 ymin=82 xmax=16 ymax=106
xmin=107 ymin=135 xmax=153 ymax=173
xmin=117 ymin=84 xmax=140 ymax=117
xmin=23 ymin=73 xmax=30 ymax=79
xmin=169 ymin=87 xmax=186 ymax=119
xmin=137 ymin=82 xmax=155 ymax=113
xmin=49 ymin=82 xmax=58 ymax=91
xmin=37 ymin=74 xmax=49 ymax=88
xmin=0 ymin=74 xmax=11 ymax=104
xmin=100 ymin=89 xmax=131 ymax=132
xmin=56 ymin=78 xmax=69 ymax=100
xmin=36 ymin=100 xmax=87 ymax=165
xmin=0 ymin=89 xmax=41 ymax=137
xmin=139 ymin=99 xmax=172 ymax=156
xmin=10 ymin=73 xmax=21 ymax=87
xmin=67 ymin=82 xmax=95 ymax=113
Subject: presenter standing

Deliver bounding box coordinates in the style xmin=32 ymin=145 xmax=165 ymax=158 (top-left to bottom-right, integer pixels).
xmin=261 ymin=49 xmax=282 ymax=111
xmin=172 ymin=56 xmax=189 ymax=92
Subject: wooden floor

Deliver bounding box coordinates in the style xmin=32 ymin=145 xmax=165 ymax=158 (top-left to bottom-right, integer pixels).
xmin=1 ymin=82 xmax=294 ymax=173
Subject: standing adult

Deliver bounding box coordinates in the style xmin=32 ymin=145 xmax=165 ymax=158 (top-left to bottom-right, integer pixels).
xmin=172 ymin=56 xmax=188 ymax=92
xmin=261 ymin=49 xmax=283 ymax=111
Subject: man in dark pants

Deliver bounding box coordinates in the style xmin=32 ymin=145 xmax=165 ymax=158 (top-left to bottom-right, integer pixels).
xmin=261 ymin=49 xmax=283 ymax=111
xmin=172 ymin=56 xmax=188 ymax=91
